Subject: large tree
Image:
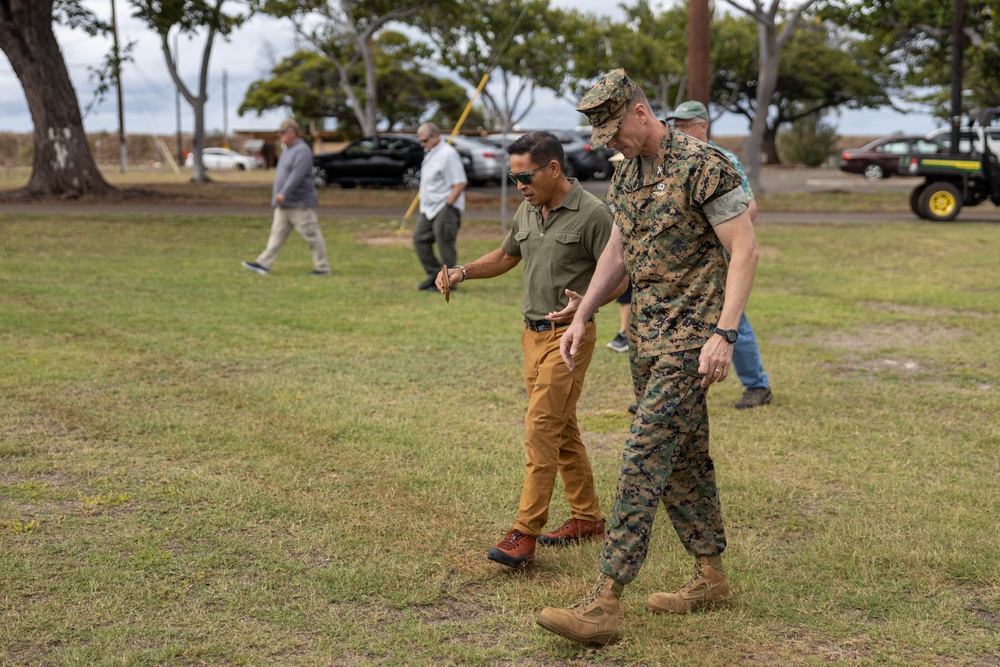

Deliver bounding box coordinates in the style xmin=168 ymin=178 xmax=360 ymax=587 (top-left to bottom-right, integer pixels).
xmin=712 ymin=11 xmax=891 ymax=164
xmin=818 ymin=0 xmax=1000 ymax=115
xmin=129 ymin=0 xmax=250 ymax=182
xmin=0 ymin=0 xmax=113 ymax=198
xmin=239 ymin=33 xmax=484 ymax=132
xmin=423 ymin=0 xmax=586 ymax=132
xmin=260 ymin=0 xmax=441 ymax=137
xmin=720 ymin=0 xmax=822 ymax=194
xmin=567 ymin=0 xmax=690 ymax=118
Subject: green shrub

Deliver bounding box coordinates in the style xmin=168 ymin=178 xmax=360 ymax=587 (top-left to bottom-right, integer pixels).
xmin=779 ymin=113 xmax=839 ymax=166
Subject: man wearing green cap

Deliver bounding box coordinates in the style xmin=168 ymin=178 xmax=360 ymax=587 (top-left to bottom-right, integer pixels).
xmin=535 ymin=70 xmax=759 ymax=646
xmin=666 ymin=100 xmax=773 ymax=411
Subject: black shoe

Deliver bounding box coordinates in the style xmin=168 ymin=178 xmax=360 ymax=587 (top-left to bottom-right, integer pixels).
xmin=310 ymin=269 xmax=330 ymax=275
xmin=606 ymin=332 xmax=628 ymax=353
xmin=735 ymin=387 xmax=772 ymax=409
xmin=418 ymin=276 xmax=436 ymax=290
xmin=242 ymin=261 xmax=269 ymax=275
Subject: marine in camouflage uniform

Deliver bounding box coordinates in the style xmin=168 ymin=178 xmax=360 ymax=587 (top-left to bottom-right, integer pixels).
xmin=536 ymin=69 xmax=760 ymax=647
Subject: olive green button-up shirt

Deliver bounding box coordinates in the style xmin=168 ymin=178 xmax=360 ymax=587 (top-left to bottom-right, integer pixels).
xmin=501 ymin=179 xmax=614 ymax=322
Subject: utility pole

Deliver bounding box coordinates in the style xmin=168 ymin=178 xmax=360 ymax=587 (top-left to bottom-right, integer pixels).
xmin=110 ymin=0 xmax=127 ymax=172
xmin=175 ymin=31 xmax=183 ymax=164
xmin=950 ymin=0 xmax=964 ymax=153
xmin=222 ymin=69 xmax=229 ymax=148
xmin=687 ymin=0 xmax=711 ymax=114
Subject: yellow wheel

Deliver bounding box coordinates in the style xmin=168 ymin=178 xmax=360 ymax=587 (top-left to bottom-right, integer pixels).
xmin=917 ymin=182 xmax=962 ymax=222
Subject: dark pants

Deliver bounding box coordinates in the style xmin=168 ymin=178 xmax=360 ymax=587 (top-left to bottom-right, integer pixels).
xmin=599 ymin=348 xmax=726 ymax=585
xmin=413 ymin=205 xmax=461 ymax=277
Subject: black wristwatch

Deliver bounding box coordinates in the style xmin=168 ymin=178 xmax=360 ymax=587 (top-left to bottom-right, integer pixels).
xmin=715 ymin=327 xmax=739 ymax=344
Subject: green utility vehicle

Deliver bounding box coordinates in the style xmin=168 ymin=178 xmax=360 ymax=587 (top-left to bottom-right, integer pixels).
xmin=901 ymin=107 xmax=1000 ymax=221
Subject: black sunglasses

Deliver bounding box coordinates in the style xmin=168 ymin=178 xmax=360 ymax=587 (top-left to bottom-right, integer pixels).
xmin=508 ymin=167 xmax=541 ymax=185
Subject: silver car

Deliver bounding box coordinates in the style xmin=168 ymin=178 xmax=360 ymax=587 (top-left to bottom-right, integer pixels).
xmin=449 ymin=135 xmax=505 ymax=185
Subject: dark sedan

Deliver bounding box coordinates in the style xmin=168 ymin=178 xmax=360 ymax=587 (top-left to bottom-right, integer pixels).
xmin=839 ymin=135 xmax=941 ymax=180
xmin=313 ymin=135 xmax=424 ymax=189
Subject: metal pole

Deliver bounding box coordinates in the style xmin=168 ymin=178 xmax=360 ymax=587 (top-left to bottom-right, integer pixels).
xmin=950 ymin=0 xmax=964 ymax=152
xmin=110 ymin=0 xmax=127 ymax=172
xmin=222 ymin=69 xmax=229 ymax=148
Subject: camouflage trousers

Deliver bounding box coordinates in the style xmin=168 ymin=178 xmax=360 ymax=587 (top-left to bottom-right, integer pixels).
xmin=598 ymin=348 xmax=726 ymax=585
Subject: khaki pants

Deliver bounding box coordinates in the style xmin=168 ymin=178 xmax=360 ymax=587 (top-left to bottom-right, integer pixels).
xmin=256 ymin=207 xmax=329 ymax=272
xmin=514 ymin=321 xmax=602 ymax=536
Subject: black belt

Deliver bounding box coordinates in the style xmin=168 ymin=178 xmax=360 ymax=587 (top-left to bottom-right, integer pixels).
xmin=524 ymin=318 xmax=590 ymax=332
xmin=524 ymin=318 xmax=568 ymax=332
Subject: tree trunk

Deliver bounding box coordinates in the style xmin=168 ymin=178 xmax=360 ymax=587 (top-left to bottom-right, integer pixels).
xmin=762 ymin=126 xmax=780 ymax=165
xmin=0 ymin=0 xmax=113 ymax=198
xmin=747 ymin=22 xmax=779 ymax=196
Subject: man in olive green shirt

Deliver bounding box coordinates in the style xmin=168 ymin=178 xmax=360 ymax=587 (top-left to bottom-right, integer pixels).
xmin=437 ymin=132 xmax=621 ymax=569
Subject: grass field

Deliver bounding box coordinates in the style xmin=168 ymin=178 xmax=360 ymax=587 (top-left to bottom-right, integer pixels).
xmin=1 ymin=207 xmax=998 ymax=666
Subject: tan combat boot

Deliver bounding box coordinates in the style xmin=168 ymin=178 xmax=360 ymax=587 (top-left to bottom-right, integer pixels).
xmin=646 ymin=555 xmax=731 ymax=614
xmin=536 ymin=574 xmax=625 ymax=645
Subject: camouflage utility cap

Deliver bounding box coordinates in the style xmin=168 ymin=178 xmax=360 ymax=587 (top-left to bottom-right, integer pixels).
xmin=577 ymin=69 xmax=636 ymax=149
xmin=666 ymin=101 xmax=709 ymax=121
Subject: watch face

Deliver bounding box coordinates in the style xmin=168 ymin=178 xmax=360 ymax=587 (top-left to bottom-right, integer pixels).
xmin=727 ymin=331 xmax=738 ymax=342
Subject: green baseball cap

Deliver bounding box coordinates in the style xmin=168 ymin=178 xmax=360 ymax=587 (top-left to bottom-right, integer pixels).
xmin=665 ymin=100 xmax=709 ymax=121
xmin=576 ymin=69 xmax=636 ymax=149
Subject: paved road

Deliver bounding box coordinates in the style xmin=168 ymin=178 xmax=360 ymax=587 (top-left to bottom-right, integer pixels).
xmin=4 ymin=167 xmax=1000 ymax=223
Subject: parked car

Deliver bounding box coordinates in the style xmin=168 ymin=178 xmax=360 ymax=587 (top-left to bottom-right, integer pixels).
xmin=448 ymin=135 xmax=504 ymax=185
xmin=313 ymin=135 xmax=424 ymax=189
xmin=185 ymin=147 xmax=256 ymax=171
xmin=925 ymin=126 xmax=1000 ymax=155
xmin=485 ymin=131 xmax=613 ymax=181
xmin=838 ymin=135 xmax=941 ymax=179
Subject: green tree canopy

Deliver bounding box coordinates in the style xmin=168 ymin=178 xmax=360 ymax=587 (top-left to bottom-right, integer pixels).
xmin=238 ymin=33 xmax=485 ymax=133
xmin=258 ymin=0 xmax=449 ymax=136
xmin=712 ymin=11 xmax=891 ymax=162
xmin=422 ymin=0 xmax=589 ymax=131
xmin=818 ymin=0 xmax=1000 ymax=115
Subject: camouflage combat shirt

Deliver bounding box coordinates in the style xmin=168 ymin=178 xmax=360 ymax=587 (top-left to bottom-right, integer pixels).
xmin=608 ymin=125 xmax=748 ymax=356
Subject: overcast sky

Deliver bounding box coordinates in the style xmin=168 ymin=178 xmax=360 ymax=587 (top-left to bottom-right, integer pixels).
xmin=0 ymin=0 xmax=941 ymax=141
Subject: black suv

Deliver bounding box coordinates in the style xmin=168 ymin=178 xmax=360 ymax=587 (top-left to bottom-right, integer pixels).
xmin=313 ymin=135 xmax=424 ymax=189
xmin=554 ymin=131 xmax=615 ymax=181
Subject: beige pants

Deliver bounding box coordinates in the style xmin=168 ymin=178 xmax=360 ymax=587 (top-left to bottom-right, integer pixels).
xmin=514 ymin=321 xmax=602 ymax=536
xmin=256 ymin=207 xmax=329 ymax=272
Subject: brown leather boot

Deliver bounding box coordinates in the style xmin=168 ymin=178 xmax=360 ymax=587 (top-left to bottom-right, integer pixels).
xmin=537 ymin=518 xmax=606 ymax=546
xmin=536 ymin=574 xmax=624 ymax=645
xmin=646 ymin=555 xmax=731 ymax=614
xmin=487 ymin=529 xmax=535 ymax=568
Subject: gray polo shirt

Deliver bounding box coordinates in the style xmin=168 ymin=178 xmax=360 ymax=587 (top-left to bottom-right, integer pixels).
xmin=501 ymin=179 xmax=613 ymax=321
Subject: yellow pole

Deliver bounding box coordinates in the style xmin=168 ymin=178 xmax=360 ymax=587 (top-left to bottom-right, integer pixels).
xmin=399 ymin=73 xmax=491 ymax=228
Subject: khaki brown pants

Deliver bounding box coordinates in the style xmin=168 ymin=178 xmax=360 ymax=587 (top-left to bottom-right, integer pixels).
xmin=514 ymin=321 xmax=602 ymax=536
xmin=256 ymin=206 xmax=330 ymax=272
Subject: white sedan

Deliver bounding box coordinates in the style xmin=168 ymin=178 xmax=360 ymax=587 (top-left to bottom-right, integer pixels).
xmin=185 ymin=147 xmax=256 ymax=171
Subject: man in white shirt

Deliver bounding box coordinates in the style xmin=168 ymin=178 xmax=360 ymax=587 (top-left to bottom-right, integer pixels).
xmin=414 ymin=122 xmax=468 ymax=291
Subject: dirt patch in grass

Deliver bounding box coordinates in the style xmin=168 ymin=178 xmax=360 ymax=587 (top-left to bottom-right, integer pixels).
xmin=416 ymin=597 xmax=489 ymax=624
xmin=357 ymin=223 xmax=508 ymax=247
xmin=819 ymin=322 xmax=967 ymax=350
xmin=581 ymin=431 xmax=626 ymax=456
xmin=859 ymin=300 xmax=993 ymax=320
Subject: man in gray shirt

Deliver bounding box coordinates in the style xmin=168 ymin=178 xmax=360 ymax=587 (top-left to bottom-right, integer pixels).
xmin=243 ymin=119 xmax=330 ymax=276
